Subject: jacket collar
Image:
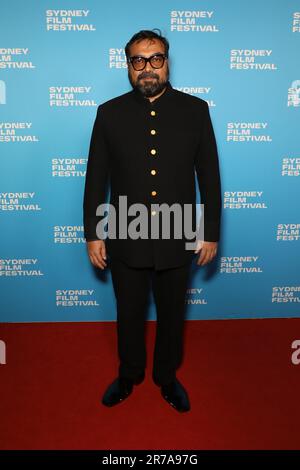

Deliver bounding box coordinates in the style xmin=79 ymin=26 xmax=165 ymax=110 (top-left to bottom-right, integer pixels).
xmin=131 ymin=80 xmax=174 ymax=106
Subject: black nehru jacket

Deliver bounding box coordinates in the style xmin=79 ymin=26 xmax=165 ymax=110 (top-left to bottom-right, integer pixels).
xmin=83 ymin=80 xmax=222 ymax=270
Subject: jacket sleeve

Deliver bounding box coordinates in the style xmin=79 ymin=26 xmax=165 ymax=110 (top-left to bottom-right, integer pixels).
xmin=83 ymin=104 xmax=110 ymax=241
xmin=194 ymin=101 xmax=222 ymax=242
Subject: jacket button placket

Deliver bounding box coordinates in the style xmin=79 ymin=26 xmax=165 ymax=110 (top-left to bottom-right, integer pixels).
xmin=149 ymin=106 xmax=158 ymax=216
xmin=148 ymin=104 xmax=159 ymax=263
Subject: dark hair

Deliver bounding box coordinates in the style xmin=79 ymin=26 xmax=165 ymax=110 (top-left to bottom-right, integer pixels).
xmin=125 ymin=29 xmax=169 ymax=60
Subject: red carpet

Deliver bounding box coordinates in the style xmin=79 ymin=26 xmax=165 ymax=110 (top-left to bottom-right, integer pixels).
xmin=0 ymin=319 xmax=299 ymax=450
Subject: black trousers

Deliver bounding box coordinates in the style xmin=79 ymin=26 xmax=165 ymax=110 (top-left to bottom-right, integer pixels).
xmin=109 ymin=257 xmax=192 ymax=386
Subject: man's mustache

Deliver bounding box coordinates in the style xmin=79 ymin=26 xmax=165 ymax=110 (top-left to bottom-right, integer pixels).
xmin=138 ymin=73 xmax=159 ymax=80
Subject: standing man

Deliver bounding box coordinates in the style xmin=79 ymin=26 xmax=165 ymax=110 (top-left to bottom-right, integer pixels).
xmin=83 ymin=29 xmax=222 ymax=412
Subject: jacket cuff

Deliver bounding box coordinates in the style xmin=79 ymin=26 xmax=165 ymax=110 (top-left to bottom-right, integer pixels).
xmin=203 ymin=220 xmax=221 ymax=242
xmin=83 ymin=216 xmax=106 ymax=240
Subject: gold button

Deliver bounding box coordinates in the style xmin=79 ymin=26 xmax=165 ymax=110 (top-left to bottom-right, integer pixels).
xmin=150 ymin=129 xmax=156 ymax=135
xmin=151 ymin=210 xmax=157 ymax=216
xmin=151 ymin=191 xmax=157 ymax=196
xmin=151 ymin=111 xmax=156 ymax=116
xmin=151 ymin=169 xmax=156 ymax=175
xmin=150 ymin=149 xmax=156 ymax=155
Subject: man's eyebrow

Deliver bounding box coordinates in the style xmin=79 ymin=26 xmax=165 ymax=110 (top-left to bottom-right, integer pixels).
xmin=132 ymin=52 xmax=164 ymax=57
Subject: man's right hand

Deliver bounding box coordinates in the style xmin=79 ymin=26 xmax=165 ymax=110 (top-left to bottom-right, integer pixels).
xmin=86 ymin=240 xmax=107 ymax=270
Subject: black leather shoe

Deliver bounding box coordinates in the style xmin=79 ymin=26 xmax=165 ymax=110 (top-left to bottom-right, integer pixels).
xmin=101 ymin=372 xmax=145 ymax=407
xmin=161 ymin=378 xmax=191 ymax=412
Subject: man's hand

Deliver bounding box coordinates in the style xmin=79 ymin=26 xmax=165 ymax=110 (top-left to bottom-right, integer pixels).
xmin=86 ymin=240 xmax=107 ymax=270
xmin=194 ymin=240 xmax=218 ymax=266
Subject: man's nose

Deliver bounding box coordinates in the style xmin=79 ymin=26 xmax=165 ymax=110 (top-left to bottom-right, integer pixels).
xmin=145 ymin=60 xmax=153 ymax=72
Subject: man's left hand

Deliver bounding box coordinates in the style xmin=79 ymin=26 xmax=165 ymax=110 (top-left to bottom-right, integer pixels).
xmin=194 ymin=240 xmax=218 ymax=266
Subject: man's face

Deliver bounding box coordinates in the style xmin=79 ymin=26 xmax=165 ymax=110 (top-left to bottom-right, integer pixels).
xmin=127 ymin=38 xmax=169 ymax=98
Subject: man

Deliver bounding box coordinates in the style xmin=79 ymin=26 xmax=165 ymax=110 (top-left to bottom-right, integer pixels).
xmin=83 ymin=29 xmax=222 ymax=412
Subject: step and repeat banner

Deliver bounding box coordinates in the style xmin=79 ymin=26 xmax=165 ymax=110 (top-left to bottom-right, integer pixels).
xmin=0 ymin=1 xmax=299 ymax=322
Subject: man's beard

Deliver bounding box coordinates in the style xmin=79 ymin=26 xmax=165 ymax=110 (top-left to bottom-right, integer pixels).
xmin=129 ymin=67 xmax=169 ymax=98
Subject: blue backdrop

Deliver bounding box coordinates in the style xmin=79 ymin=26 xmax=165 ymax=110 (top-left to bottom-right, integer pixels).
xmin=0 ymin=1 xmax=299 ymax=322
